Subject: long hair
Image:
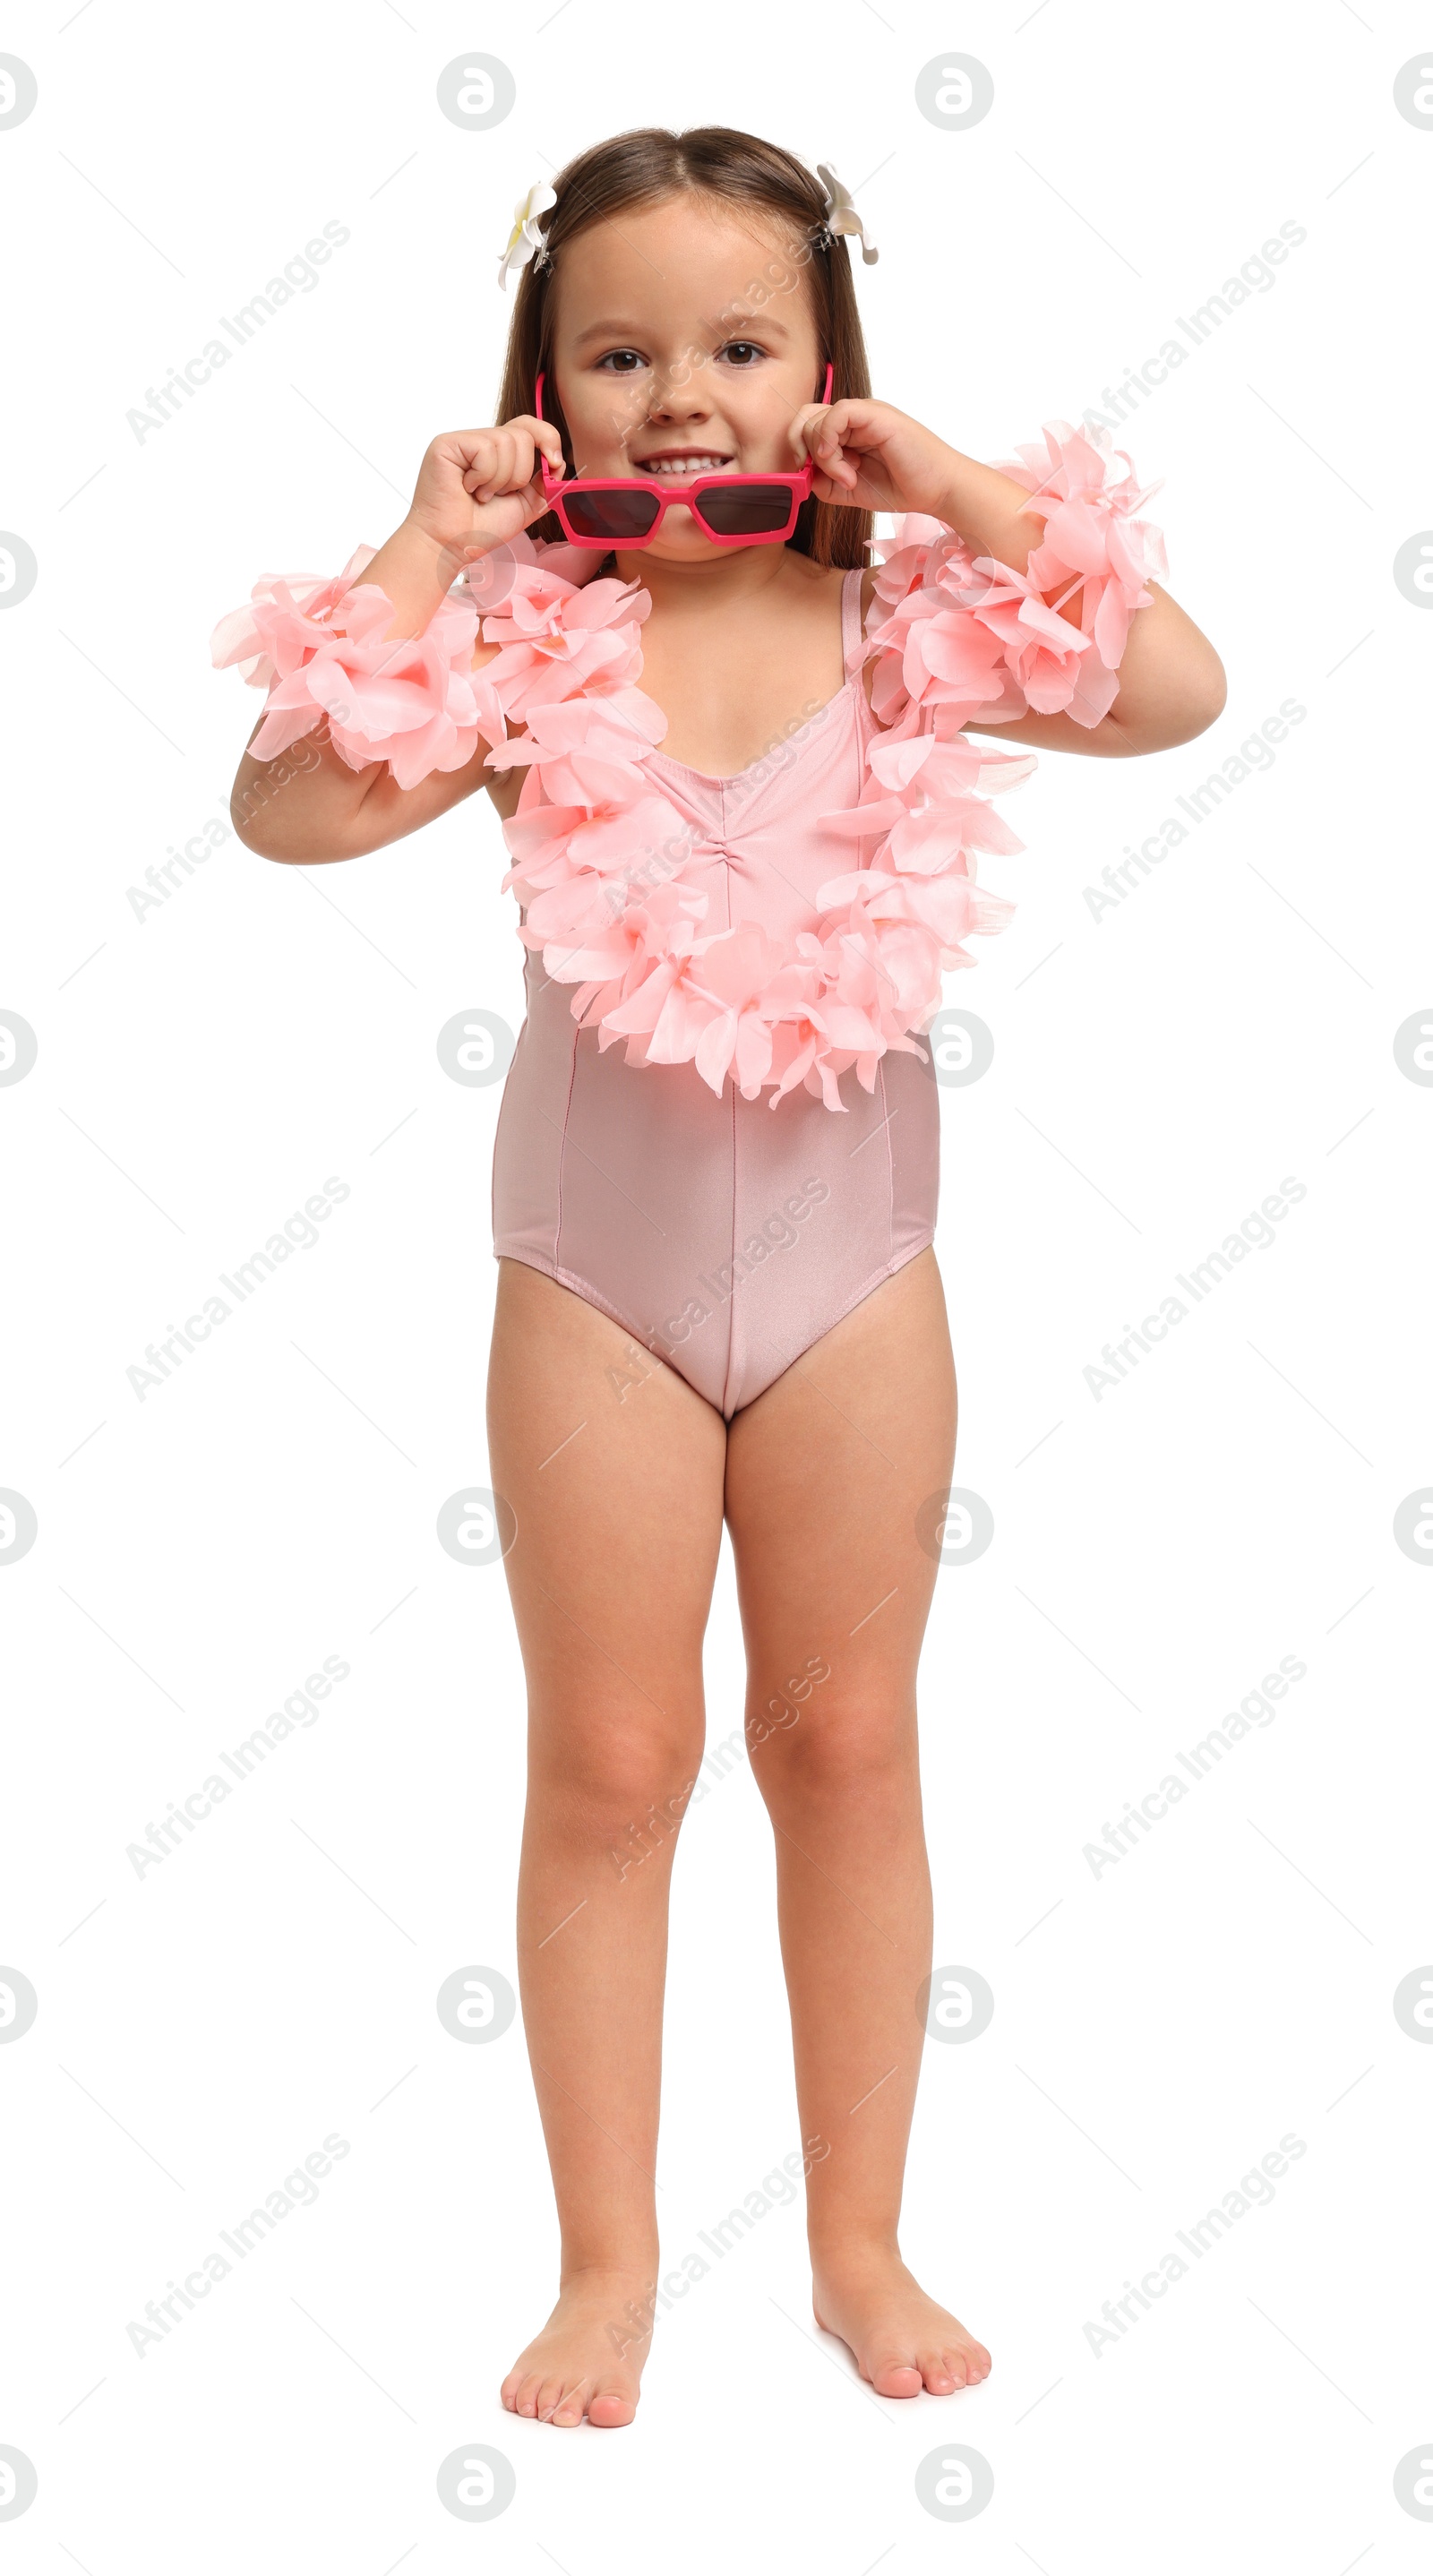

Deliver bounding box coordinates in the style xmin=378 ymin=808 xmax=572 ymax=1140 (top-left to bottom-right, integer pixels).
xmin=495 ymin=126 xmax=873 ymax=571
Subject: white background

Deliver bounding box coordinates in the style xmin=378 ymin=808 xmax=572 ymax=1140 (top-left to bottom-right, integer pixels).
xmin=3 ymin=2 xmax=1430 ymax=2567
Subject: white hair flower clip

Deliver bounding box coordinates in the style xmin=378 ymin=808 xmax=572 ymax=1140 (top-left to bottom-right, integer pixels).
xmin=497 ymin=181 xmax=557 ymax=291
xmin=816 ymin=163 xmax=879 ymax=265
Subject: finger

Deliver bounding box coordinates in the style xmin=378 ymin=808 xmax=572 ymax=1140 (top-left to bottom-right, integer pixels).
xmin=790 ymin=403 xmax=860 ymax=483
xmin=448 ymin=418 xmax=560 ymax=488
xmin=462 ymin=429 xmax=508 ymax=503
xmin=517 ymin=426 xmax=563 ymax=487
xmin=801 ymin=424 xmax=859 ymax=490
xmin=457 ymin=435 xmax=497 ymax=500
xmin=790 ymin=396 xmax=858 ymax=451
xmin=506 ymin=410 xmax=566 ymax=477
xmin=787 ymin=402 xmax=828 ymax=460
xmin=485 ymin=429 xmax=532 ymax=503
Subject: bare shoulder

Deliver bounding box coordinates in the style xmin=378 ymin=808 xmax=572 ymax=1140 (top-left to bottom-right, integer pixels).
xmin=784 ymin=553 xmax=857 ymax=616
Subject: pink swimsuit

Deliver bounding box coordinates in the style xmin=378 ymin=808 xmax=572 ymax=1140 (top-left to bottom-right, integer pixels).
xmin=491 ymin=569 xmax=940 ymax=1417
xmin=213 ymin=419 xmax=1165 ymax=1425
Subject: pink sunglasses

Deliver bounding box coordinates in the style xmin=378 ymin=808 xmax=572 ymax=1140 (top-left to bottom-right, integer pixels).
xmin=534 ymin=364 xmax=835 ymax=548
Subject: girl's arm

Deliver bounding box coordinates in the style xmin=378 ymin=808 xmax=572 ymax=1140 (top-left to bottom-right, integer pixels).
xmin=919 ymin=447 xmax=1223 ymax=757
xmin=226 ymin=420 xmax=561 ymax=863
xmin=799 ymin=399 xmax=1227 ymax=759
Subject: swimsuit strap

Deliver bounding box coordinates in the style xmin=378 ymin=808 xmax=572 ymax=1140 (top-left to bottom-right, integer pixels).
xmin=839 ymin=561 xmax=867 ymax=670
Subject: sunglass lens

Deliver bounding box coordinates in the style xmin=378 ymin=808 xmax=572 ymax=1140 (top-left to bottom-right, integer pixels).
xmin=692 ymin=484 xmax=796 ymax=537
xmin=562 ymin=486 xmax=661 ymax=540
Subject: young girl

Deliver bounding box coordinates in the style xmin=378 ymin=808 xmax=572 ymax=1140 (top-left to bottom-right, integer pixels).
xmin=216 ymin=125 xmax=1224 ymax=2431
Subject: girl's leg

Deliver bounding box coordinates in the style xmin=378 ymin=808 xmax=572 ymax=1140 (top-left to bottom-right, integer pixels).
xmin=723 ymin=1247 xmax=991 ymax=2398
xmin=487 ymin=1259 xmax=726 ymax=2426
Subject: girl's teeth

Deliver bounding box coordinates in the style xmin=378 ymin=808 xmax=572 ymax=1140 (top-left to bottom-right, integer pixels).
xmin=647 ymin=456 xmax=728 ymax=476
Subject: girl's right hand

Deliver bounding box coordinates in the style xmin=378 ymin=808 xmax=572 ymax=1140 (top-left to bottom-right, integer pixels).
xmin=405 ymin=417 xmax=567 ymax=563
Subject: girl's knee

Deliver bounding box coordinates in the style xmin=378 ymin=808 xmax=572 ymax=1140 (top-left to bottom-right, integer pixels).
xmin=749 ymin=1695 xmax=916 ymax=1794
xmin=532 ymin=1706 xmax=707 ymax=1841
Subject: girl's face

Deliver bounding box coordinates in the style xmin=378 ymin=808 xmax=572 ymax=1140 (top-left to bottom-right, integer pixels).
xmin=547 ymin=194 xmax=826 ymax=564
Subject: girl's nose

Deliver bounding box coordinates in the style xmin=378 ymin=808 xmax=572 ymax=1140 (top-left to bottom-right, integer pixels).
xmin=648 ymin=368 xmax=713 ymax=422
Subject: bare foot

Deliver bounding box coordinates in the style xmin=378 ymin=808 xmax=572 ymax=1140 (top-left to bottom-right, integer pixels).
xmin=500 ymin=2265 xmax=657 ymax=2428
xmin=812 ymin=2248 xmax=991 ymax=2398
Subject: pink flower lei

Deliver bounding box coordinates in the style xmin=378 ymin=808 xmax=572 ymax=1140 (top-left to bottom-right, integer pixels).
xmin=212 ymin=418 xmax=1165 ymax=1112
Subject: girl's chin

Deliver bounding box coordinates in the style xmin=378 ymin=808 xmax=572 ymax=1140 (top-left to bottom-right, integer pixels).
xmin=620 ymin=529 xmax=767 ymax=565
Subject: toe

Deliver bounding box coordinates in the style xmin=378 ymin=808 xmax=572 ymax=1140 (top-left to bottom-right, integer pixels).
xmin=513 ymin=2371 xmax=542 ymax=2418
xmin=963 ymin=2339 xmax=991 ymax=2381
xmin=549 ymin=2376 xmax=591 ymax=2427
xmin=870 ymin=2355 xmax=923 ymax=2399
xmin=921 ymin=2348 xmax=960 ymax=2393
xmin=588 ymin=2386 xmax=637 ymax=2427
xmin=535 ymin=2374 xmax=567 ymax=2422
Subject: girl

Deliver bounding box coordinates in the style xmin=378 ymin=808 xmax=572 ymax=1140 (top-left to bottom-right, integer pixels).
xmin=216 ymin=125 xmax=1224 ymax=2431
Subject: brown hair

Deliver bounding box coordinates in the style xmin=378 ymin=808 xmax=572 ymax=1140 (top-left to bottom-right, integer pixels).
xmin=495 ymin=125 xmax=873 ymax=571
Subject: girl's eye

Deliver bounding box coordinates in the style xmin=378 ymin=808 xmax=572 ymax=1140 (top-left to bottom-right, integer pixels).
xmin=596 ymin=349 xmax=646 ymax=374
xmin=721 ymin=341 xmax=765 ymax=367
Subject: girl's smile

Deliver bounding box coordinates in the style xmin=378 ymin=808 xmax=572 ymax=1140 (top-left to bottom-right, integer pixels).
xmin=628 ymin=448 xmax=738 ymax=475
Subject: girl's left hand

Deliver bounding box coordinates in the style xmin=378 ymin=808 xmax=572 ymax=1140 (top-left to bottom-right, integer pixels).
xmin=789 ymin=398 xmax=957 ymax=521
